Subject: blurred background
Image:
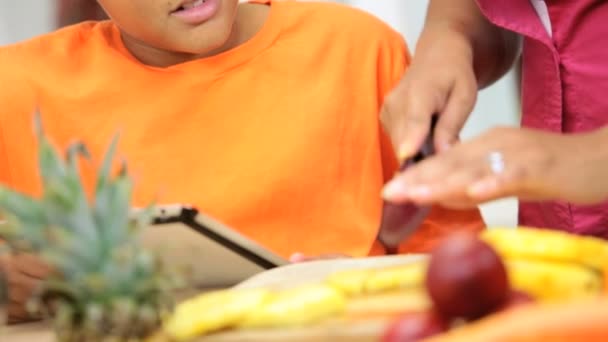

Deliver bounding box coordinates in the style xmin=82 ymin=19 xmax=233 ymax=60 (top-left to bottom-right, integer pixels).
xmin=0 ymin=0 xmax=519 ymax=227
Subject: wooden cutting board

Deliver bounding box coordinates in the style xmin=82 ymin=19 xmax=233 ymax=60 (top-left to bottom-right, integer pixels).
xmin=1 ymin=255 xmax=428 ymax=342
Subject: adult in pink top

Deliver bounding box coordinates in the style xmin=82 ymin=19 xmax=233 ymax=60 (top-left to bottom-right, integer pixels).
xmin=381 ymin=0 xmax=608 ymax=237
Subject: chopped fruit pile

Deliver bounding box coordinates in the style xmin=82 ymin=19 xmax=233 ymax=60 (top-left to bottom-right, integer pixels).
xmin=160 ymin=227 xmax=608 ymax=341
xmin=382 ymin=228 xmax=608 ymax=341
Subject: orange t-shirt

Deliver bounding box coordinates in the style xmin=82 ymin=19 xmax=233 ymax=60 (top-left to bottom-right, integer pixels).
xmin=0 ymin=0 xmax=484 ymax=258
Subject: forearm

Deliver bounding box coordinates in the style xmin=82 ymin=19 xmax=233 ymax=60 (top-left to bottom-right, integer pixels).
xmin=416 ymin=0 xmax=521 ymax=89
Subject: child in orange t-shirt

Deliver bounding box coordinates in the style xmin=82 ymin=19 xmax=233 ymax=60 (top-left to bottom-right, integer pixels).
xmin=0 ymin=0 xmax=484 ymax=321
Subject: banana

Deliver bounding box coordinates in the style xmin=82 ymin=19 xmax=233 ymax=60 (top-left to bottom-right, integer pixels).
xmin=363 ymin=262 xmax=427 ymax=294
xmin=163 ymin=288 xmax=272 ymax=341
xmin=326 ymin=268 xmax=374 ymax=296
xmin=239 ymin=284 xmax=346 ymax=329
xmin=506 ymin=258 xmax=603 ymax=301
xmin=326 ymin=261 xmax=427 ymax=296
xmin=481 ymin=227 xmax=608 ymax=272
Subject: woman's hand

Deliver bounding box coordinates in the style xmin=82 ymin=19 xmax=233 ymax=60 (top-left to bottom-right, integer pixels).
xmin=380 ymin=0 xmax=520 ymax=161
xmin=381 ymin=28 xmax=478 ymax=159
xmin=382 ymin=126 xmax=608 ymax=208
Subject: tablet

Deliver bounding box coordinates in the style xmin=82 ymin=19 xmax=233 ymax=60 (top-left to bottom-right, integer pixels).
xmin=137 ymin=204 xmax=288 ymax=289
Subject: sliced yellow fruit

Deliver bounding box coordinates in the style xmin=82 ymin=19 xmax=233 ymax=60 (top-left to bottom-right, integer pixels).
xmin=345 ymin=288 xmax=431 ymax=318
xmin=506 ymin=258 xmax=603 ymax=302
xmin=239 ymin=284 xmax=346 ymax=329
xmin=482 ymin=227 xmax=608 ymax=272
xmin=326 ymin=261 xmax=427 ymax=297
xmin=363 ymin=262 xmax=427 ymax=294
xmin=163 ymin=288 xmax=272 ymax=341
xmin=326 ymin=268 xmax=375 ymax=296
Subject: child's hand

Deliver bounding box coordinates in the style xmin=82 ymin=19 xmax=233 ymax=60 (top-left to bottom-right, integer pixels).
xmin=289 ymin=253 xmax=351 ymax=263
xmin=1 ymin=253 xmax=52 ymax=324
xmin=382 ymin=126 xmax=608 ymax=208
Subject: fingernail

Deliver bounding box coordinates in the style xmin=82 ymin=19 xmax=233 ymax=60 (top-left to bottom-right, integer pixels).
xmin=382 ymin=179 xmax=408 ymax=200
xmin=398 ymin=144 xmax=414 ymax=161
xmin=289 ymin=253 xmax=305 ymax=263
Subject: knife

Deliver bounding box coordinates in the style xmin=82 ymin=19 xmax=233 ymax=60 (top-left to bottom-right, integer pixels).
xmin=378 ymin=115 xmax=439 ymax=254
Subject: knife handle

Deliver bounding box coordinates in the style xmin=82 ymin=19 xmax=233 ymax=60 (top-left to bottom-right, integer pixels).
xmin=399 ymin=114 xmax=439 ymax=169
xmin=378 ymin=114 xmax=439 ymax=254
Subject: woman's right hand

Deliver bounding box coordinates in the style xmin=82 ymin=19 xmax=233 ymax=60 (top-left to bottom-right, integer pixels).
xmin=380 ymin=26 xmax=479 ymax=160
xmin=0 ymin=253 xmax=52 ymax=324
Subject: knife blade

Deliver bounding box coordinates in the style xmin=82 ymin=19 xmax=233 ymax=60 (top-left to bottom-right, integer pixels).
xmin=378 ymin=115 xmax=439 ymax=254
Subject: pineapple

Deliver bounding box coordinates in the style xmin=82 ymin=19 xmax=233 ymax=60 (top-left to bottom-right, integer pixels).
xmin=0 ymin=114 xmax=180 ymax=341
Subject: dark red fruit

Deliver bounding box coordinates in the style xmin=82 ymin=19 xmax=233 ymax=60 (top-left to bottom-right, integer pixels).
xmin=425 ymin=232 xmax=509 ymax=320
xmin=382 ymin=311 xmax=449 ymax=342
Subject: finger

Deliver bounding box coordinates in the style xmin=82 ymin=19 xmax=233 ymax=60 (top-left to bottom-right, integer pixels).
xmin=383 ymin=151 xmax=462 ymax=203
xmin=289 ymin=253 xmax=307 ymax=263
xmin=7 ymin=270 xmax=42 ymax=303
xmin=381 ymin=86 xmax=435 ymax=160
xmin=289 ymin=253 xmax=350 ymax=263
xmin=15 ymin=254 xmax=52 ymax=278
xmin=434 ymin=77 xmax=477 ymax=152
xmin=7 ymin=300 xmax=35 ymax=323
xmin=417 ymin=160 xmax=487 ymax=205
xmin=466 ymin=161 xmax=531 ymax=202
xmin=437 ymin=198 xmax=481 ymax=210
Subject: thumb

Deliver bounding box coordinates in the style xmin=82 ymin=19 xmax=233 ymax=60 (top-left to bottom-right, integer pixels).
xmin=381 ymin=85 xmax=438 ymax=161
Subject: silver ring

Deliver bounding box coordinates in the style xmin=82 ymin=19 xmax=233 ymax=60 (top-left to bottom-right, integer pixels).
xmin=487 ymin=151 xmax=505 ymax=175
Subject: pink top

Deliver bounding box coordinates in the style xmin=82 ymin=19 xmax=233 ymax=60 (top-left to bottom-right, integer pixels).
xmin=475 ymin=0 xmax=608 ymax=237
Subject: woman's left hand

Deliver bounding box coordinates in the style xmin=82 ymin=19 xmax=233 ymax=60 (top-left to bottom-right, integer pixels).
xmin=382 ymin=126 xmax=608 ymax=208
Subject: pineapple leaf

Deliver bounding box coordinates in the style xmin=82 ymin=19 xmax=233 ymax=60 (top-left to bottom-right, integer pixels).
xmin=66 ymin=141 xmax=91 ymax=163
xmin=95 ymin=133 xmax=119 ymax=194
xmin=93 ymin=135 xmax=130 ymax=250
xmin=33 ymin=111 xmax=44 ymax=138
xmin=34 ymin=126 xmax=101 ymax=260
xmin=43 ymin=180 xmax=77 ymax=210
xmin=37 ymin=132 xmax=67 ymax=187
xmin=0 ymin=186 xmax=46 ymax=225
xmin=0 ymin=187 xmax=48 ymax=251
xmin=95 ymin=170 xmax=134 ymax=258
xmin=40 ymin=249 xmax=88 ymax=280
xmin=118 ymin=158 xmax=128 ymax=176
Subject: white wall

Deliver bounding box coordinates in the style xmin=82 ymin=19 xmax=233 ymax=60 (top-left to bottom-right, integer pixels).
xmin=0 ymin=1 xmax=55 ymax=45
xmin=0 ymin=0 xmax=519 ymax=226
